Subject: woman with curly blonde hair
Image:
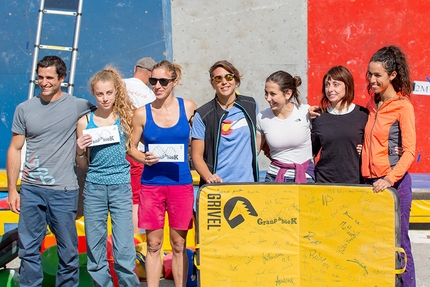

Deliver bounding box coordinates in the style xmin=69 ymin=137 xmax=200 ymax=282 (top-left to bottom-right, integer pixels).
xmin=76 ymin=66 xmax=140 ymax=286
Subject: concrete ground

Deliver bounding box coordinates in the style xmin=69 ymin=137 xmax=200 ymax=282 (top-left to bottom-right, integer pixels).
xmin=6 ymin=228 xmax=429 ymax=287
xmin=409 ymin=229 xmax=430 ymax=287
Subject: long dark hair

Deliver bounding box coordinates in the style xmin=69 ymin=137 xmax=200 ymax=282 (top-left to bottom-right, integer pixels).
xmin=366 ymin=45 xmax=411 ymax=98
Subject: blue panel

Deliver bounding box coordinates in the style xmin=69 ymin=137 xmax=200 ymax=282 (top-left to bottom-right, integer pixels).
xmin=0 ymin=0 xmax=171 ymax=168
xmin=45 ymin=0 xmax=80 ymax=10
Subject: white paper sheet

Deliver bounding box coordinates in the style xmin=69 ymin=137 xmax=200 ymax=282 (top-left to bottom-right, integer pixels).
xmin=148 ymin=144 xmax=185 ymax=162
xmin=83 ymin=125 xmax=120 ymax=147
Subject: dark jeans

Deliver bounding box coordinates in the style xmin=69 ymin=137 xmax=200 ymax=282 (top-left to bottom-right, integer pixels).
xmin=18 ymin=184 xmax=79 ymax=287
xmin=364 ymin=173 xmax=415 ymax=287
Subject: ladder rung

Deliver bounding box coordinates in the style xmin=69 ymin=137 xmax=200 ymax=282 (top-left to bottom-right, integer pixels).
xmin=43 ymin=9 xmax=78 ymax=16
xmin=39 ymin=44 xmax=73 ymax=51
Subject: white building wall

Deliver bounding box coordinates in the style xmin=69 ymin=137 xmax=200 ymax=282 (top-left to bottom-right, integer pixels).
xmin=171 ymin=0 xmax=308 ymax=170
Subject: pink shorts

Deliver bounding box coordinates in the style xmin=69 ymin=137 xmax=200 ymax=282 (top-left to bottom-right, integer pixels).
xmin=126 ymin=154 xmax=144 ymax=205
xmin=138 ymin=184 xmax=194 ymax=231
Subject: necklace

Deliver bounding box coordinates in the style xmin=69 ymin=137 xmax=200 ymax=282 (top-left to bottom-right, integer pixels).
xmin=216 ymin=97 xmax=235 ymax=109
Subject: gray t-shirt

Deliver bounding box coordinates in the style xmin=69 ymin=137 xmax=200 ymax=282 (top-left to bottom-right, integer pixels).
xmin=12 ymin=93 xmax=94 ymax=190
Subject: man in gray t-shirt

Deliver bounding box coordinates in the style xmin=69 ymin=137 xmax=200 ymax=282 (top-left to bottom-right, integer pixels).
xmin=6 ymin=56 xmax=94 ymax=287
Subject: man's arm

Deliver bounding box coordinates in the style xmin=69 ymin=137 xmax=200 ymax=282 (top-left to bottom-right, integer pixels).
xmin=76 ymin=115 xmax=91 ymax=170
xmin=6 ymin=133 xmax=25 ymax=214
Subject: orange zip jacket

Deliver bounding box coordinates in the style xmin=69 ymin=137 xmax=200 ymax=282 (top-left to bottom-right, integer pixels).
xmin=361 ymin=92 xmax=416 ymax=184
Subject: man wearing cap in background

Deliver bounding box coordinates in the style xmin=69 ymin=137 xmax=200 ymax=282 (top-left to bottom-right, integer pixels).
xmin=123 ymin=57 xmax=156 ymax=234
xmin=123 ymin=57 xmax=156 ymax=106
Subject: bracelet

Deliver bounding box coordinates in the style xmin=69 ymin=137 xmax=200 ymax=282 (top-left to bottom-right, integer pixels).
xmin=76 ymin=152 xmax=85 ymax=158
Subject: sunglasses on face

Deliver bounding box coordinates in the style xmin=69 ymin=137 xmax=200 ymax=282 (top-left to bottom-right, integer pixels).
xmin=212 ymin=73 xmax=235 ymax=84
xmin=149 ymin=77 xmax=173 ymax=86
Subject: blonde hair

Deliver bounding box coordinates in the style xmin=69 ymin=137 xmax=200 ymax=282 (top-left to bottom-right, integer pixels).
xmin=152 ymin=60 xmax=183 ymax=83
xmin=89 ymin=66 xmax=135 ymax=151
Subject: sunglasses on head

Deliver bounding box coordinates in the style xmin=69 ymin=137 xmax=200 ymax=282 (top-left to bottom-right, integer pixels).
xmin=149 ymin=77 xmax=173 ymax=86
xmin=212 ymin=73 xmax=235 ymax=84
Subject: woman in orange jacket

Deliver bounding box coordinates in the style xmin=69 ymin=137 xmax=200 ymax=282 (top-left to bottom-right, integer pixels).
xmin=361 ymin=45 xmax=416 ymax=287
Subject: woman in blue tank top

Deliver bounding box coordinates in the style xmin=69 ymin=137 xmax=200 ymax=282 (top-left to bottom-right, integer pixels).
xmin=76 ymin=67 xmax=139 ymax=287
xmin=128 ymin=60 xmax=197 ymax=287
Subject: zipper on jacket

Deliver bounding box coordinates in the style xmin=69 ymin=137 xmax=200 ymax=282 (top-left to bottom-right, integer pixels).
xmin=368 ymin=99 xmax=389 ymax=179
xmin=213 ymin=111 xmax=229 ymax=173
xmin=368 ymin=108 xmax=378 ymax=180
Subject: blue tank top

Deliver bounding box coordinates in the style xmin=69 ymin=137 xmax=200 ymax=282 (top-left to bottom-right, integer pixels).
xmin=85 ymin=112 xmax=130 ymax=184
xmin=141 ymin=97 xmax=192 ymax=185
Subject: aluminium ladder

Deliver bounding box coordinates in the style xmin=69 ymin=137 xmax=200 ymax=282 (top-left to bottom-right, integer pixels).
xmin=28 ymin=0 xmax=84 ymax=99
